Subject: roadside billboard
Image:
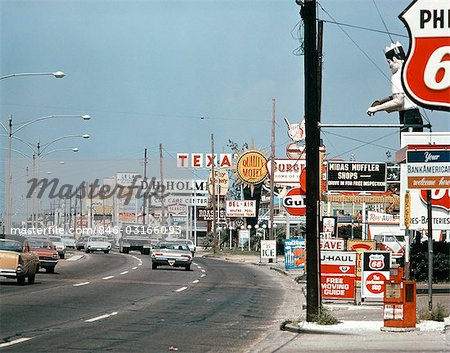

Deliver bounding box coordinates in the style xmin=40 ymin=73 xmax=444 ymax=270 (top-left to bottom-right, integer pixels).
xmin=320 ymin=251 xmax=357 ymax=301
xmin=284 ymin=238 xmax=305 ymax=270
xmin=225 ymin=200 xmax=256 ymax=218
xmin=361 ymin=251 xmax=391 ymax=300
xmin=327 ymin=162 xmax=387 ymax=192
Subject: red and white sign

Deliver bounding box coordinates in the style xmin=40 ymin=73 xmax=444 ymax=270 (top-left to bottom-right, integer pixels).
xmin=167 ymin=203 xmax=188 ymax=216
xmin=283 ymin=187 xmax=306 ymax=216
xmin=225 ymin=200 xmax=256 ymax=218
xmin=399 ymin=0 xmax=450 ymax=111
xmin=177 ymin=153 xmax=233 ymax=168
xmin=419 ymin=189 xmax=450 ymax=212
xmin=286 ymin=143 xmax=306 ymax=160
xmin=361 ymin=251 xmax=391 ymax=300
xmin=266 ymin=159 xmax=305 ymax=184
xmin=320 ymin=238 xmax=345 ymax=251
xmin=320 ymin=251 xmax=357 ymax=300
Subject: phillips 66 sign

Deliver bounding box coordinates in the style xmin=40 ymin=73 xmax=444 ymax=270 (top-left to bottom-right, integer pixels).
xmin=399 ymin=0 xmax=450 ymax=111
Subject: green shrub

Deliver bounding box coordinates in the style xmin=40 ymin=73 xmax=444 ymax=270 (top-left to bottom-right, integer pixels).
xmin=410 ymin=241 xmax=450 ymax=282
xmin=417 ymin=303 xmax=449 ymax=322
xmin=312 ymin=307 xmax=341 ymax=325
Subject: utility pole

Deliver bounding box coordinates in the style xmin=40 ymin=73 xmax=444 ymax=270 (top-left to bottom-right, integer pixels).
xmin=300 ymin=0 xmax=321 ymax=321
xmin=269 ymin=99 xmax=276 ymax=241
xmin=5 ymin=114 xmax=12 ymax=234
xmin=142 ymin=148 xmax=148 ymax=225
xmin=426 ymin=190 xmax=433 ymax=311
xmin=211 ymin=133 xmax=217 ymax=254
xmin=159 ymin=144 xmax=165 ymax=225
xmin=317 ymin=20 xmax=324 ymax=122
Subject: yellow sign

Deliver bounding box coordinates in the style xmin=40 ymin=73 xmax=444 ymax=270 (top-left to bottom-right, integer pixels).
xmin=236 ymin=151 xmax=268 ymax=185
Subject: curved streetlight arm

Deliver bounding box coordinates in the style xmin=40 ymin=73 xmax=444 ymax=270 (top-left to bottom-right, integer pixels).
xmin=0 ymin=121 xmax=7 ymax=134
xmin=0 ymin=71 xmax=65 ymax=80
xmin=9 ymin=135 xmax=37 ymax=154
xmin=0 ymin=147 xmax=32 ymax=159
xmin=12 ymin=114 xmax=91 ymax=135
xmin=40 ymin=147 xmax=79 ymax=158
xmin=39 ymin=134 xmax=89 ymax=155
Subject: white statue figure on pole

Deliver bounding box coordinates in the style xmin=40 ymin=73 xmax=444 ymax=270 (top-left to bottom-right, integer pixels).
xmin=367 ymin=41 xmax=423 ymax=133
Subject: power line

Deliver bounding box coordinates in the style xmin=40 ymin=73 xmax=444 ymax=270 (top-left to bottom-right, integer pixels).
xmin=320 ymin=20 xmax=408 ymax=39
xmin=372 ymin=0 xmax=395 ymax=43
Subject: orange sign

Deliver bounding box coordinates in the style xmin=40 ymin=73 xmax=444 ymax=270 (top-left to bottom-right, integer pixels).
xmin=236 ymin=151 xmax=268 ymax=185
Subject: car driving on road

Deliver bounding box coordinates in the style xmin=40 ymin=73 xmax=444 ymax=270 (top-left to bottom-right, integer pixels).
xmin=0 ymin=238 xmax=39 ymax=285
xmin=85 ymin=236 xmax=111 ymax=253
xmin=151 ymin=242 xmax=193 ymax=271
xmin=76 ymin=235 xmax=90 ymax=251
xmin=61 ymin=235 xmax=76 ymax=249
xmin=49 ymin=236 xmax=66 ymax=259
xmin=28 ymin=238 xmax=59 ymax=273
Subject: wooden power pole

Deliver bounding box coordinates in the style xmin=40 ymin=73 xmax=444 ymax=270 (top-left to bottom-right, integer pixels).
xmin=300 ymin=0 xmax=321 ymax=321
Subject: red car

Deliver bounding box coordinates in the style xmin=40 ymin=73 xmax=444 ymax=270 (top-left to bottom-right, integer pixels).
xmin=28 ymin=238 xmax=59 ymax=273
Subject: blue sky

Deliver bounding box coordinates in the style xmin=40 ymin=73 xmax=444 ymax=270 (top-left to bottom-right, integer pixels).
xmin=1 ymin=0 xmax=449 ymax=214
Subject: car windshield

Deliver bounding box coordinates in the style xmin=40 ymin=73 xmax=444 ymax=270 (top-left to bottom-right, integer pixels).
xmin=0 ymin=240 xmax=22 ymax=252
xmin=89 ymin=237 xmax=107 ymax=242
xmin=29 ymin=240 xmax=53 ymax=249
xmin=158 ymin=243 xmax=189 ymax=251
xmin=50 ymin=237 xmax=62 ymax=242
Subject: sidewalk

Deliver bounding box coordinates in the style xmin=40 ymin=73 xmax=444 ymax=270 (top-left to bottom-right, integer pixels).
xmin=199 ymin=249 xmax=450 ymax=335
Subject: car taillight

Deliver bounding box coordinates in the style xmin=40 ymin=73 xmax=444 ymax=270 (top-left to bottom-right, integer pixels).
xmin=154 ymin=252 xmax=163 ymax=256
xmin=181 ymin=255 xmax=191 ymax=259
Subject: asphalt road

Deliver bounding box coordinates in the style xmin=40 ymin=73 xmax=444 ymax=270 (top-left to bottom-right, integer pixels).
xmin=0 ymin=251 xmax=285 ymax=353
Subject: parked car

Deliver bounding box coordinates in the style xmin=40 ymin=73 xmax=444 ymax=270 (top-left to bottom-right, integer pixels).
xmin=151 ymin=242 xmax=193 ymax=270
xmin=85 ymin=236 xmax=111 ymax=253
xmin=76 ymin=235 xmax=90 ymax=251
xmin=61 ymin=235 xmax=76 ymax=249
xmin=28 ymin=238 xmax=59 ymax=273
xmin=0 ymin=238 xmax=39 ymax=284
xmin=49 ymin=236 xmax=66 ymax=259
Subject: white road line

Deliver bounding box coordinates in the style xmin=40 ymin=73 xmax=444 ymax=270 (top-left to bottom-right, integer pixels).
xmin=201 ymin=274 xmax=206 ymax=278
xmin=0 ymin=337 xmax=33 ymax=348
xmin=120 ymin=271 xmax=129 ymax=275
xmin=102 ymin=276 xmax=114 ymax=280
xmin=132 ymin=266 xmax=138 ymax=270
xmin=131 ymin=256 xmax=141 ymax=261
xmin=175 ymin=286 xmax=188 ymax=292
xmin=73 ymin=282 xmax=90 ymax=287
xmin=201 ymin=269 xmax=206 ymax=273
xmin=66 ymin=255 xmax=84 ymax=262
xmin=193 ymin=262 xmax=198 ymax=266
xmin=85 ymin=312 xmax=118 ymax=323
xmin=138 ymin=263 xmax=142 ymax=266
xmin=192 ymin=280 xmax=199 ymax=284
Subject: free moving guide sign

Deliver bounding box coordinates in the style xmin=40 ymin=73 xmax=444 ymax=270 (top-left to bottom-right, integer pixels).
xmin=320 ymin=251 xmax=357 ymax=300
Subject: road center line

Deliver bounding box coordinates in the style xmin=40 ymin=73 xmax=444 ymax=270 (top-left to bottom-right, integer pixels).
xmin=120 ymin=271 xmax=129 ymax=275
xmin=102 ymin=276 xmax=114 ymax=280
xmin=73 ymin=282 xmax=90 ymax=287
xmin=192 ymin=280 xmax=199 ymax=284
xmin=175 ymin=286 xmax=188 ymax=292
xmin=0 ymin=337 xmax=33 ymax=348
xmin=85 ymin=312 xmax=118 ymax=323
xmin=132 ymin=266 xmax=138 ymax=270
xmin=201 ymin=269 xmax=206 ymax=273
xmin=201 ymin=274 xmax=206 ymax=278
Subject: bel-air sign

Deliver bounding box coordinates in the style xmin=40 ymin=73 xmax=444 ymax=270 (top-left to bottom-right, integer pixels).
xmin=399 ymin=0 xmax=450 ymax=111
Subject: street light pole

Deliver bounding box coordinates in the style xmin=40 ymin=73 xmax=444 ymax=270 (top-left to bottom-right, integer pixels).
xmin=5 ymin=115 xmax=13 ymax=233
xmin=0 ymin=71 xmax=65 ymax=81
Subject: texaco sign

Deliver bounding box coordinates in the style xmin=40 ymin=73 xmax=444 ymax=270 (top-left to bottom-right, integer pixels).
xmin=399 ymin=0 xmax=450 ymax=110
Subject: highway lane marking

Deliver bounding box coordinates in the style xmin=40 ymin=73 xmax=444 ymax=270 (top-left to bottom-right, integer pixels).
xmin=120 ymin=271 xmax=129 ymax=275
xmin=0 ymin=337 xmax=33 ymax=348
xmin=201 ymin=269 xmax=206 ymax=273
xmin=192 ymin=280 xmax=199 ymax=284
xmin=66 ymin=255 xmax=84 ymax=262
xmin=138 ymin=263 xmax=142 ymax=266
xmin=201 ymin=274 xmax=206 ymax=278
xmin=102 ymin=276 xmax=114 ymax=280
xmin=175 ymin=286 xmax=188 ymax=293
xmin=132 ymin=266 xmax=138 ymax=270
xmin=85 ymin=312 xmax=118 ymax=323
xmin=73 ymin=282 xmax=90 ymax=287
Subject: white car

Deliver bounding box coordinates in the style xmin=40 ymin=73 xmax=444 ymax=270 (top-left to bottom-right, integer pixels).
xmin=49 ymin=236 xmax=66 ymax=259
xmin=61 ymin=235 xmax=76 ymax=249
xmin=86 ymin=236 xmax=111 ymax=254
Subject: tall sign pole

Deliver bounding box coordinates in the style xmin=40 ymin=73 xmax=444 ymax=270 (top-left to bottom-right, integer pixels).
xmin=211 ymin=133 xmax=217 ymax=254
xmin=300 ymin=0 xmax=321 ymax=321
xmin=269 ymin=98 xmax=276 ymax=241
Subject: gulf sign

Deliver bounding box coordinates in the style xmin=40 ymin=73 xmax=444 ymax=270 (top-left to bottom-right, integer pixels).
xmin=399 ymin=0 xmax=450 ymax=111
xmin=283 ymin=187 xmax=306 ymax=216
xmin=320 ymin=251 xmax=357 ymax=300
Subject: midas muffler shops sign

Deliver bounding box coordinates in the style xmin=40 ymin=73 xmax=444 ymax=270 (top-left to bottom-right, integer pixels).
xmin=327 ymin=162 xmax=387 ymax=192
xmin=320 ymin=251 xmax=357 ymax=300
